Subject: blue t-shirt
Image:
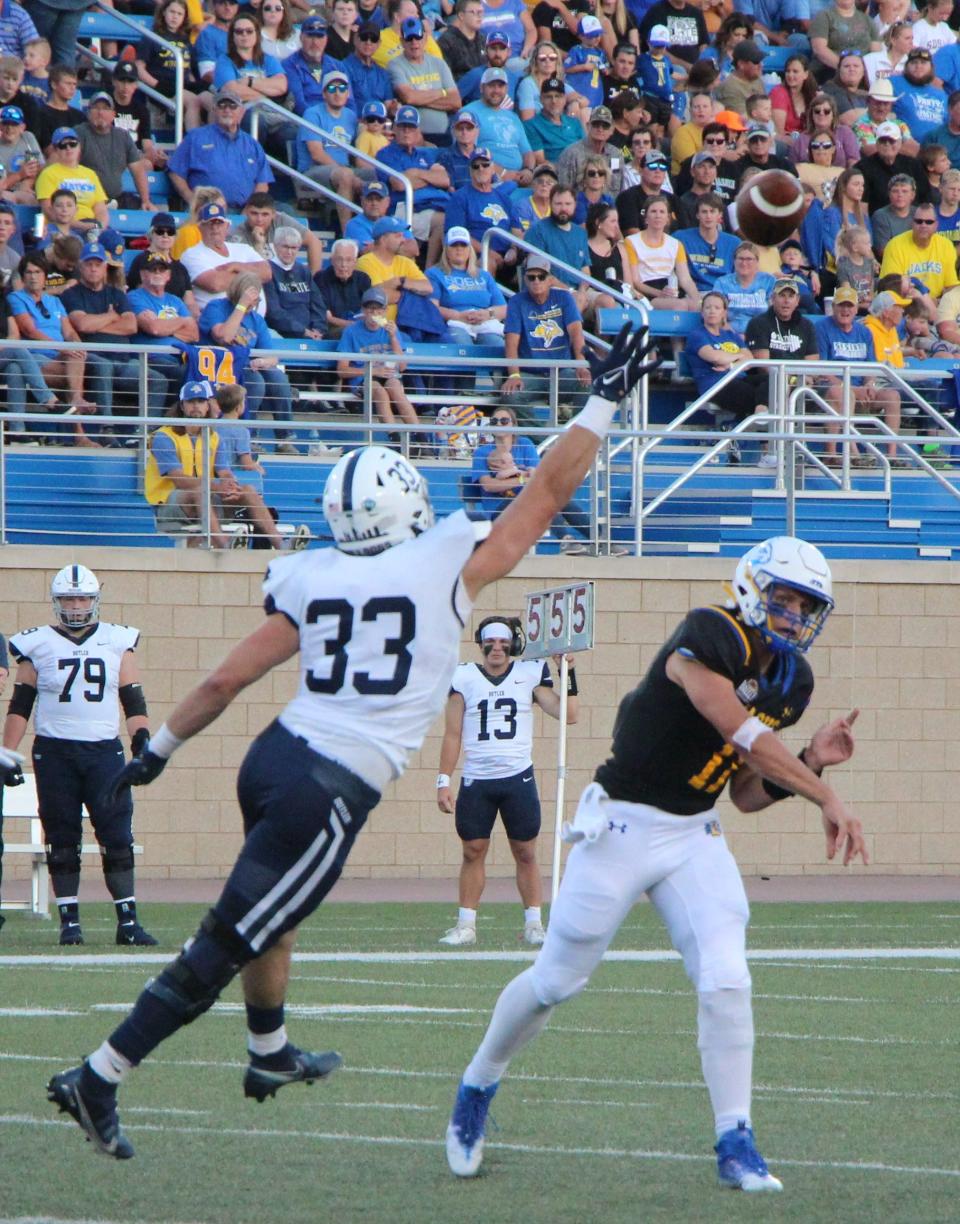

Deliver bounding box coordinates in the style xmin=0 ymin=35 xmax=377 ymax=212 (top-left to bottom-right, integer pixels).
xmin=470 ymin=435 xmax=540 ymax=515
xmin=427 ymin=266 xmax=506 ymax=311
xmin=504 ymin=287 xmax=581 ymax=358
xmin=636 ymin=52 xmax=673 ymax=101
xmin=343 ymin=53 xmax=394 ymax=110
xmin=7 ymin=289 xmax=68 ymax=359
xmin=525 ymin=217 xmax=590 ymax=286
xmin=213 ymin=52 xmax=284 ymax=90
xmin=816 ymin=315 xmax=873 ymax=386
xmin=166 ymin=124 xmax=273 ymax=207
xmin=214 ymin=419 xmax=260 ymax=490
xmin=573 ymin=190 xmax=614 ymax=226
xmin=199 ymin=297 xmax=272 ymax=350
xmin=127 ymin=287 xmax=192 ymax=344
xmin=296 ymin=103 xmax=358 ymax=172
xmin=736 ymin=0 xmax=810 ymax=29
xmin=458 ymin=63 xmax=522 ymax=105
xmin=673 ymin=228 xmax=740 ymax=291
xmin=194 ymin=24 xmax=228 ymax=72
xmin=464 ymin=102 xmax=532 ymax=172
xmin=337 ymin=319 xmax=411 ymax=384
xmin=377 ymin=142 xmax=450 ymax=210
xmin=684 ymin=324 xmax=745 ymax=395
xmin=480 ymin=0 xmax=528 ymax=55
xmin=934 ymin=43 xmax=960 ymax=94
xmin=712 ymin=271 xmax=776 ymax=333
xmin=893 ymin=84 xmax=947 ymax=143
xmin=444 ymin=183 xmax=517 ymax=243
xmin=563 ymin=45 xmax=608 ymax=109
xmin=344 ymin=213 xmax=376 ymax=250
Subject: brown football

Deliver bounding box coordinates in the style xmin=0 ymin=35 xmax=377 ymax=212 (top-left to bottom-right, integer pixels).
xmin=734 ymin=169 xmax=808 ymax=247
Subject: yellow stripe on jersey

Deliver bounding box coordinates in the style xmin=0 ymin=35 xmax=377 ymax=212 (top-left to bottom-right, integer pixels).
xmin=706 ymin=605 xmax=752 ymax=667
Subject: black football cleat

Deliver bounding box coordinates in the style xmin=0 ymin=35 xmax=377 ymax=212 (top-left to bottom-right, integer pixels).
xmin=59 ymin=922 xmax=84 ymax=946
xmin=47 ymin=1065 xmax=134 ymax=1160
xmin=116 ymin=922 xmax=158 ymax=946
xmin=243 ymin=1045 xmax=343 ymax=1102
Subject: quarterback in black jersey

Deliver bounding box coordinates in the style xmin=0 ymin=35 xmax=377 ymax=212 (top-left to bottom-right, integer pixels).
xmin=449 ymin=536 xmax=868 ymax=1193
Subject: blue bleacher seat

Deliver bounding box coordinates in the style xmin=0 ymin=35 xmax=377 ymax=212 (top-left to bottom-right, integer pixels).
xmin=79 ymin=11 xmax=151 ymax=40
xmin=597 ymin=307 xmax=700 ymax=338
xmin=762 ymin=46 xmax=793 ymax=75
xmin=120 ymin=169 xmax=171 ymax=205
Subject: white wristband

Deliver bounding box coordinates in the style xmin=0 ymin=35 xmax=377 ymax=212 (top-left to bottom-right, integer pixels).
xmin=565 ymin=393 xmax=616 ymax=440
xmin=149 ymin=722 xmax=184 ymax=760
xmin=436 ymin=773 xmax=451 ymax=789
xmin=731 ymin=715 xmax=770 ymax=754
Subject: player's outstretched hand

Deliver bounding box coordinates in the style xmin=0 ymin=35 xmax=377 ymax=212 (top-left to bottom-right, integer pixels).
xmin=104 ymin=750 xmax=168 ymax=805
xmin=808 ymin=708 xmax=859 ymax=770
xmin=587 ymin=324 xmax=660 ymax=404
xmin=821 ymin=795 xmax=869 ymax=867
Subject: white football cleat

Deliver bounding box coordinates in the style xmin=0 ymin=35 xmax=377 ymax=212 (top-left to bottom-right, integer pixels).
xmin=523 ymin=920 xmax=545 ymax=946
xmin=439 ymin=922 xmax=477 ymax=946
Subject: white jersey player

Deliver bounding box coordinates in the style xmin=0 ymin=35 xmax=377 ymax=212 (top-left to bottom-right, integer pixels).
xmin=437 ymin=617 xmax=579 ymax=947
xmin=45 ymin=321 xmax=660 ymax=1161
xmin=2 ymin=564 xmax=155 ymax=947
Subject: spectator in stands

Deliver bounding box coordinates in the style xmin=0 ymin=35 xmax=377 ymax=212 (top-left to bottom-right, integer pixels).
xmin=232 ymin=191 xmax=324 ymax=276
xmin=336 ymin=284 xmax=423 ymax=446
xmin=616 ymin=148 xmax=673 ymax=235
xmin=324 ymin=0 xmax=357 ymax=60
xmin=42 ymin=231 xmax=79 ymax=295
xmin=172 ymin=187 xmax=226 ymax=262
xmin=389 ymin=14 xmax=460 ymax=145
xmin=0 ymin=1 xmax=38 ymax=59
xmin=852 ymin=79 xmax=914 ymax=155
xmin=146 ymin=381 xmax=250 ymax=548
xmin=735 ymin=124 xmax=798 ymax=186
xmin=912 ymin=0 xmax=954 ymax=55
xmin=0 ymin=103 xmax=41 ymax=204
xmin=61 ymin=241 xmax=167 ymax=439
xmin=283 ymin=15 xmax=341 ymax=114
xmin=526 ymin=183 xmax=591 ymax=305
xmin=862 ymin=19 xmax=912 ymax=87
xmin=525 ymin=75 xmax=585 ymax=165
xmin=921 ymin=90 xmax=960 ymax=170
xmin=934 ymin=277 xmax=960 ymax=346
xmin=9 ymin=251 xmax=97 ymax=439
xmin=343 ymin=22 xmax=395 ymax=112
xmin=815 ymin=283 xmax=896 ymax=466
xmin=20 ymin=35 xmax=50 ymax=102
xmin=870 ymin=171 xmax=917 ymax=255
xmin=457 ymin=30 xmax=519 ymax=105
xmin=76 ymin=92 xmax=155 ymax=211
xmin=514 ymin=160 xmax=556 ymax=232
xmin=563 ymin=16 xmax=610 ymax=112
xmin=479 ymin=0 xmax=535 ymax=62
xmin=701 ymin=10 xmax=753 ymax=77
xmin=0 ymin=54 xmax=38 ymax=133
xmin=0 ymin=281 xmax=66 ymax=442
xmin=462 ymin=69 xmax=535 ymax=184
xmin=126 ymin=213 xmax=197 ymax=316
xmin=214 ymin=10 xmax=291 ymax=150
xmin=195 ymin=0 xmax=240 ymax=86
xmin=675 ymin=193 xmax=739 ymax=292
xmin=355 ymin=99 xmax=391 ymax=162
xmin=111 ymin=62 xmax=166 ymax=169
xmin=436 ymin=109 xmax=482 ymax=192
xmin=0 ymin=202 xmax=18 ymax=285
xmin=795 ymin=127 xmax=844 ymax=201
xmin=585 ymin=202 xmax=629 ymax=307
xmin=136 ymin=0 xmax=204 ymax=131
xmin=573 ymin=154 xmax=614 ymax=224
xmin=771 ymin=54 xmax=817 ymax=138
xmin=858 ymin=122 xmax=930 ymax=213
xmin=128 ymin=254 xmax=199 ymax=399
xmin=862 ymin=289 xmax=909 ymax=462
xmin=922 ymin=143 xmax=950 ymax=202
xmin=879 ymin=200 xmax=960 ymax=302
xmin=345 ymin=180 xmax=395 ymax=254
xmin=443 ymin=144 xmax=517 ymax=274
xmin=790 ymin=92 xmax=860 ymax=167
xmin=314 ymin=236 xmax=370 ymax=335
xmin=675 ymin=150 xmax=722 ymax=229
xmin=356 ymin=214 xmax=432 ymax=321
xmin=714 ymin=40 xmax=766 ymax=118
xmin=638 ymin=0 xmax=708 ymax=68
xmin=821 ymin=48 xmax=868 ymax=127
xmin=376 ymin=0 xmax=444 ymax=69
xmin=809 ymin=0 xmax=879 ymax=79
xmin=35 ymin=127 xmax=108 ymax=229
xmin=501 ymin=252 xmax=590 ymax=423
xmin=834 ymin=225 xmax=876 ymax=310
xmin=669 ymin=90 xmax=715 ymax=174
xmin=259 ymin=0 xmax=300 ymax=61
xmin=167 ymin=89 xmax=273 ymax=208
xmin=557 ymin=103 xmax=623 ymax=194
xmin=264 ymin=226 xmax=327 ymax=338
xmin=438 ymin=0 xmax=486 ymax=79
xmin=297 ymin=68 xmax=364 ymax=233
xmin=596 ymin=0 xmax=639 ymax=55
xmin=713 ymin=240 xmax=777 ymax=332
xmin=608 ymin=90 xmax=645 ymax=162
xmin=37 ymin=185 xmax=80 ymax=240
xmin=377 ymin=104 xmax=451 ymax=246
xmin=745 ymin=275 xmax=818 ymax=461
xmin=893 ymin=48 xmax=946 ymax=144
xmin=35 ymin=61 xmax=83 ymax=151
xmin=20 ymin=0 xmax=85 ymax=71
xmin=934 ymin=167 xmax=960 ymax=241
xmin=426 ymin=225 xmax=507 ymax=347
xmin=180 ymin=201 xmax=271 ymax=313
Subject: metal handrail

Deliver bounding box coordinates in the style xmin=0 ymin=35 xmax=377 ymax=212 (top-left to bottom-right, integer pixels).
xmin=89 ymin=4 xmax=185 ymax=145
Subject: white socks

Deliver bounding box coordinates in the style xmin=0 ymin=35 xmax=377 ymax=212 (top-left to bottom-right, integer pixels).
xmin=464 ymin=968 xmax=552 ymax=1089
xmin=524 ymin=906 xmax=541 ymax=925
xmin=697 ymin=987 xmax=755 ymax=1138
xmin=248 ymin=1025 xmax=288 ymax=1057
xmin=89 ymin=1041 xmax=133 ymax=1085
xmin=457 ymin=907 xmax=477 ymax=927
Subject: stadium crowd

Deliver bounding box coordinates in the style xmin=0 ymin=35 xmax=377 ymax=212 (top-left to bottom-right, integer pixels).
xmin=1 ymin=0 xmax=960 ymax=485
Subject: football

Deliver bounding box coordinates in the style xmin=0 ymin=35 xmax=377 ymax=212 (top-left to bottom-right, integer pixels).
xmin=734 ymin=169 xmax=808 ymax=247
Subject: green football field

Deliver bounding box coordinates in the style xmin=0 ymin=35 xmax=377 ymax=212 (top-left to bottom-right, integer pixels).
xmin=1 ymin=900 xmax=958 ymax=1224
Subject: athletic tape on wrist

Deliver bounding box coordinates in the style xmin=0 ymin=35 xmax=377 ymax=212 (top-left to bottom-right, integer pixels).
xmin=731 ymin=715 xmax=770 ymax=754
xmin=565 ymin=394 xmax=616 ymax=439
xmin=149 ymin=723 xmax=183 ymax=760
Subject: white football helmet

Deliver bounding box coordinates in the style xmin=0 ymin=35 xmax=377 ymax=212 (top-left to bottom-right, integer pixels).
xmin=732 ymin=536 xmax=833 ymax=654
xmin=323 ymin=446 xmax=434 ymax=555
xmin=51 ymin=563 xmax=101 ymax=629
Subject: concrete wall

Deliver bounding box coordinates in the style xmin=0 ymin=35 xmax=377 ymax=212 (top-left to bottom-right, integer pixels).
xmin=2 ymin=546 xmax=957 ymax=880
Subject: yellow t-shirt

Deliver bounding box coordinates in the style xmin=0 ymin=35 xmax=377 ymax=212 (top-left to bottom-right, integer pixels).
xmin=373 ymin=27 xmax=444 ymax=69
xmin=356 ymin=129 xmax=390 ymax=159
xmin=864 ymin=315 xmax=905 ymax=368
xmin=172 ymin=221 xmax=201 ymax=261
xmin=35 ymin=163 xmax=107 ymax=222
xmin=356 ymin=251 xmax=423 ymax=321
xmin=879 ymin=232 xmax=960 ymax=301
xmin=670 ymin=123 xmax=703 ymax=176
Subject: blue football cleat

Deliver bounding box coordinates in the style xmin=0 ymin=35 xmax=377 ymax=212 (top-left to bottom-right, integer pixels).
xmin=243 ymin=1045 xmax=343 ymax=1102
xmin=446 ymin=1080 xmax=498 ymax=1177
xmin=47 ymin=1064 xmax=134 ymax=1160
xmin=116 ymin=922 xmax=158 ymax=946
xmin=715 ymin=1121 xmax=783 ymax=1192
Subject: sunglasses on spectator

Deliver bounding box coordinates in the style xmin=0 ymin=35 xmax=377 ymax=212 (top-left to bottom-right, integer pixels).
xmin=364 ymin=115 xmax=385 ymax=122
xmin=590 ymin=120 xmax=612 ymax=127
xmin=586 ymin=169 xmax=605 ymax=177
xmin=913 ymin=217 xmax=937 ymax=225
xmin=537 ymin=52 xmax=558 ymax=59
xmin=403 ymin=33 xmax=424 ymax=40
xmin=812 ymin=105 xmax=832 ymax=114
xmin=56 ymin=139 xmax=79 ymax=148
xmin=234 ymin=26 xmax=257 ymax=34
xmin=325 ymin=83 xmax=349 ymax=91
xmin=152 ymin=226 xmax=176 ymax=236
xmin=262 ymin=3 xmax=284 ymax=9
xmin=838 ymin=49 xmax=862 ymax=60
xmin=357 ymin=32 xmax=379 ymax=41
xmin=877 ymin=136 xmax=897 ymax=143
xmin=490 ymin=415 xmax=513 ymax=424
xmin=810 ymin=140 xmax=834 ymax=149
xmin=703 ymin=136 xmax=726 ymax=145
xmin=471 ymin=160 xmax=491 ymax=168
xmin=525 ymin=271 xmax=548 ymax=280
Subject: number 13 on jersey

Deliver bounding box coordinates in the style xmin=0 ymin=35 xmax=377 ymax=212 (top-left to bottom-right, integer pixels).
xmin=523 ymin=582 xmax=594 ymax=660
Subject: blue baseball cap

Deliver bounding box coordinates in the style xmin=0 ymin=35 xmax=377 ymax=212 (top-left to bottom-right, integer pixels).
xmin=80 ymin=241 xmax=107 ymax=262
xmin=453 ymin=108 xmax=478 ymax=127
xmin=0 ymin=105 xmax=24 ymax=124
xmin=469 ymin=146 xmax=492 ymax=163
xmin=361 ymin=100 xmax=388 ymax=120
xmin=98 ymin=226 xmax=125 ymax=263
xmin=52 ymin=126 xmax=78 ymax=146
xmin=394 ymin=104 xmax=420 ymax=127
xmin=400 ymin=15 xmax=424 ymax=39
xmin=481 ymin=67 xmax=508 ymax=85
xmin=372 ymin=216 xmax=409 ymax=239
xmin=301 ymin=16 xmax=327 ymax=35
xmin=198 ymin=201 xmax=228 ymax=223
xmin=361 ymin=286 xmax=388 ymax=307
xmin=485 ymin=30 xmax=509 ymax=47
xmin=362 ymin=180 xmax=389 ymax=197
xmin=180 ymin=380 xmax=213 ymax=401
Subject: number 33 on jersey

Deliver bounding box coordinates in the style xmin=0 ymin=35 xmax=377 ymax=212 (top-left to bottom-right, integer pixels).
xmin=9 ymin=623 xmax=140 ymax=741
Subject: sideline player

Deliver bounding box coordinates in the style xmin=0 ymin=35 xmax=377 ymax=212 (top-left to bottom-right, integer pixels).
xmin=437 ymin=616 xmax=579 ymax=947
xmin=45 ymin=323 xmax=659 ymax=1160
xmin=446 ymin=536 xmax=868 ymax=1192
xmin=2 ymin=565 xmax=157 ymax=947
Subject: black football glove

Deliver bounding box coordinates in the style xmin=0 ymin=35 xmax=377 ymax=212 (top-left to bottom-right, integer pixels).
xmin=131 ymin=727 xmax=150 ymax=757
xmin=586 ymin=324 xmax=661 ymax=403
xmin=104 ymin=750 xmax=168 ymax=805
xmin=3 ymin=763 xmax=24 ymax=787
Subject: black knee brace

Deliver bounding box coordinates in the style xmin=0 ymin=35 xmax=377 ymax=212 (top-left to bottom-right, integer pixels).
xmin=101 ymin=843 xmax=136 ymax=874
xmin=46 ymin=844 xmax=82 ymax=879
xmin=144 ymin=909 xmax=252 ymax=1025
